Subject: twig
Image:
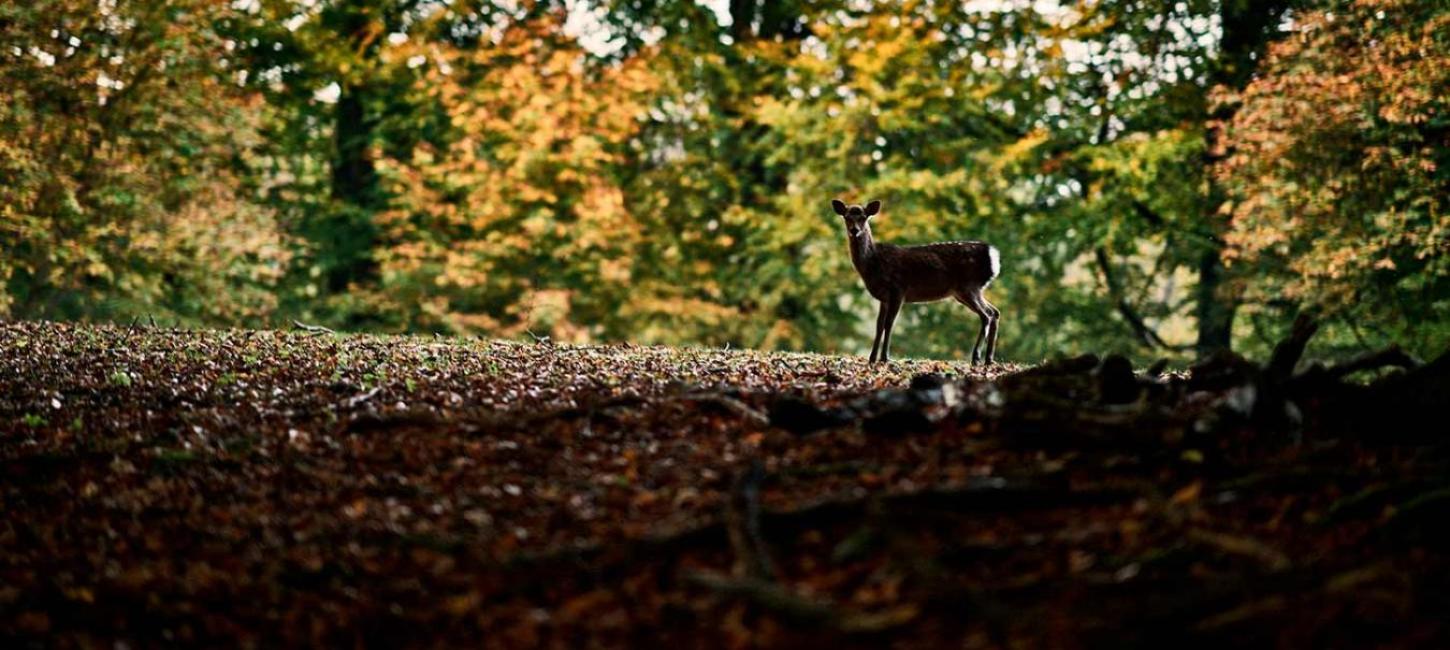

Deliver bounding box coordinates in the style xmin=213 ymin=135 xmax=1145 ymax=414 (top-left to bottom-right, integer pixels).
xmin=685 ymin=571 xmax=916 ymax=633
xmin=1193 ymin=595 xmax=1288 ymax=631
xmin=682 ymin=392 xmax=770 ymax=427
xmin=292 ymin=320 xmax=335 ymax=335
xmin=343 ymin=386 xmax=383 ymax=409
xmin=1185 ymin=528 xmax=1291 ymax=572
xmin=1095 ymin=248 xmax=1191 ymax=351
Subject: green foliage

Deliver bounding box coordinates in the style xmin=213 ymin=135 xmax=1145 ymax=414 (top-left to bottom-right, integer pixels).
xmin=621 ymin=1 xmax=1227 ymax=361
xmin=2 ymin=0 xmax=1445 ymax=363
xmin=0 ymin=0 xmax=290 ymax=325
xmin=1216 ymin=0 xmax=1450 ymax=358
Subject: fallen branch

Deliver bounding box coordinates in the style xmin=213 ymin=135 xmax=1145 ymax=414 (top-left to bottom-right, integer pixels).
xmin=342 ymin=386 xmax=383 ymax=409
xmin=1330 ymin=348 xmax=1450 ymax=442
xmin=1185 ymin=528 xmax=1292 ymax=572
xmin=1012 ymin=353 xmax=1100 ymax=378
xmin=685 ymin=571 xmax=917 ymax=633
xmin=1193 ymin=595 xmax=1288 ymax=632
xmin=682 ymin=392 xmax=770 ymax=427
xmin=1315 ymin=345 xmax=1420 ymax=381
xmin=292 ymin=320 xmax=335 ymax=335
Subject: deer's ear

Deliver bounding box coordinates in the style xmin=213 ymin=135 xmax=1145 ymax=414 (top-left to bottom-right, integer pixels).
xmin=865 ymin=200 xmax=881 ymax=216
xmin=831 ymin=199 xmax=848 ymax=216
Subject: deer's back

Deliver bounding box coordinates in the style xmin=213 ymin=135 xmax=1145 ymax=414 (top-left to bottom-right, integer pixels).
xmin=867 ymin=241 xmax=998 ymax=302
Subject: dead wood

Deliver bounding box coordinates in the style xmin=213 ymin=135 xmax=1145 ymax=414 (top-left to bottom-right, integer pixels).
xmin=1315 ymin=345 xmax=1420 ymax=380
xmin=682 ymin=392 xmax=770 ymax=427
xmin=291 ymin=319 xmax=335 ymax=334
xmin=685 ymin=571 xmax=918 ymax=633
xmin=1266 ymin=313 xmax=1319 ymax=384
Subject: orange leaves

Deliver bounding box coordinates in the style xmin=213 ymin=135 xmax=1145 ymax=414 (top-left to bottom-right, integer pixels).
xmin=1217 ymin=2 xmax=1450 ymax=316
xmin=374 ymin=14 xmax=661 ymax=337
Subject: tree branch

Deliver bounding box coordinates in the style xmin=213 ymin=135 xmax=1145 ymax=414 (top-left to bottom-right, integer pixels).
xmin=1094 ymin=247 xmax=1191 ymax=351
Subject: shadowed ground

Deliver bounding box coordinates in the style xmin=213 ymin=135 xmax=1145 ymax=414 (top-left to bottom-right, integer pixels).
xmin=2 ymin=321 xmax=1446 ymax=648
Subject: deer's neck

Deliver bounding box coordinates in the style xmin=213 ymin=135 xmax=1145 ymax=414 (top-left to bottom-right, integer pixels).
xmin=848 ymin=231 xmax=876 ymax=272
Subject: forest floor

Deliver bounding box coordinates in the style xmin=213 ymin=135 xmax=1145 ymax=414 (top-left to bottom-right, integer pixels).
xmin=2 ymin=320 xmax=1448 ymax=648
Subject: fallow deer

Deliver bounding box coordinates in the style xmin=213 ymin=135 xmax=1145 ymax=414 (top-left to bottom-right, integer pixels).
xmin=832 ymin=199 xmax=1000 ymax=364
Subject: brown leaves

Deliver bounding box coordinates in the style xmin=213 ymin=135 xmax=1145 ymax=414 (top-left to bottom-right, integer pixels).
xmin=2 ymin=321 xmax=1449 ymax=646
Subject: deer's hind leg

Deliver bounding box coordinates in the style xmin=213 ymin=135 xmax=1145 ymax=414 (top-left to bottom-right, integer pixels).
xmin=956 ymin=289 xmax=992 ymax=365
xmin=980 ymin=294 xmax=1000 ymax=364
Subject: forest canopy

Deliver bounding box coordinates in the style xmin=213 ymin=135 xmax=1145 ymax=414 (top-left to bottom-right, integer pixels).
xmin=2 ymin=0 xmax=1446 ymax=362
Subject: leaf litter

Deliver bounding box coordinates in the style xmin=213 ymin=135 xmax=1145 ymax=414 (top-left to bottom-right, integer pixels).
xmin=1 ymin=320 xmax=1448 ymax=648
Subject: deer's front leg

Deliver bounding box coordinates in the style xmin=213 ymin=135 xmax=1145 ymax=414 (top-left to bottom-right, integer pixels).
xmin=868 ymin=300 xmax=887 ymax=363
xmin=878 ymin=294 xmax=904 ymax=363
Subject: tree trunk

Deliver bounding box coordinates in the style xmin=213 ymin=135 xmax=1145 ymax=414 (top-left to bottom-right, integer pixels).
xmin=728 ymin=0 xmax=755 ymax=41
xmin=331 ymin=83 xmax=377 ymax=207
xmin=1195 ymin=0 xmax=1292 ymax=357
xmin=1195 ymin=249 xmax=1234 ymax=356
xmin=323 ymin=82 xmax=381 ymax=292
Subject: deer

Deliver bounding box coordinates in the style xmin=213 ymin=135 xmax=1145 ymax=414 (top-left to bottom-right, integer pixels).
xmin=832 ymin=199 xmax=1000 ymax=365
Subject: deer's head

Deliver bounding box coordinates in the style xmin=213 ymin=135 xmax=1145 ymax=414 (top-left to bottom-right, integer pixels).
xmin=832 ymin=199 xmax=880 ymax=240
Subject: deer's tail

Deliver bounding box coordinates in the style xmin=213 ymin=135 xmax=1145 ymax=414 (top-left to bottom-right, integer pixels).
xmin=983 ymin=244 xmax=1001 ymax=286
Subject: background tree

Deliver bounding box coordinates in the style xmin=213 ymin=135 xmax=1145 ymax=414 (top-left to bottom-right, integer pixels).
xmin=229 ymin=0 xmax=455 ymax=326
xmin=605 ymin=0 xmax=1290 ymax=361
xmin=371 ymin=11 xmax=657 ymax=339
xmin=1216 ymin=0 xmax=1450 ymax=356
xmin=3 ymin=0 xmax=1446 ymax=363
xmin=0 ymin=0 xmax=289 ymax=324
